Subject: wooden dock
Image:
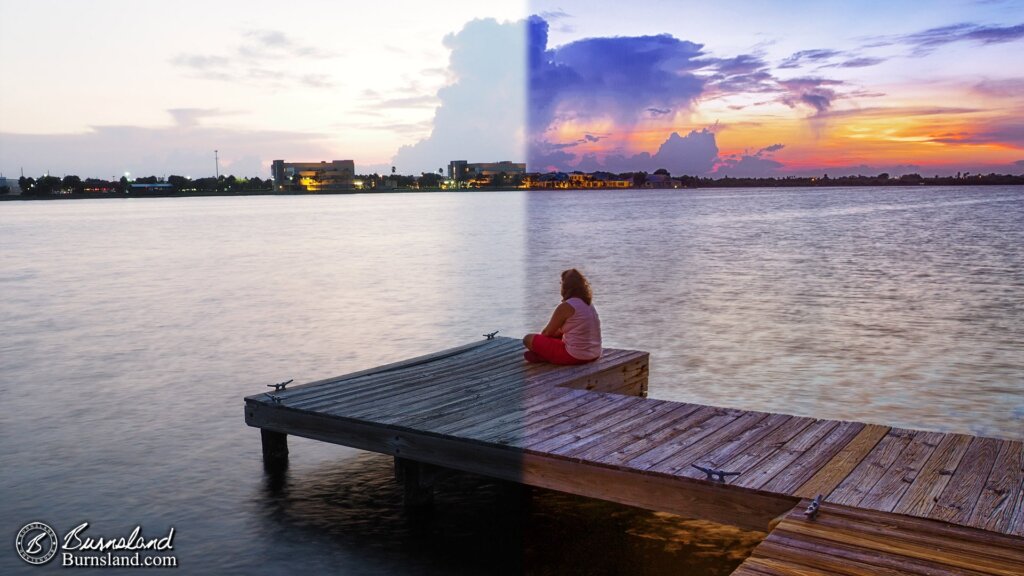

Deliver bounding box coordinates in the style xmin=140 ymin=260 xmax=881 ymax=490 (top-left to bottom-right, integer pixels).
xmin=244 ymin=336 xmax=1024 ymax=574
xmin=734 ymin=499 xmax=1024 ymax=575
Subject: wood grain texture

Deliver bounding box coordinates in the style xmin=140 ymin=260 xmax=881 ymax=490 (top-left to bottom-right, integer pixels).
xmin=969 ymin=439 xmax=1023 ymax=533
xmin=794 ymin=424 xmax=888 ymax=500
xmin=649 ymin=410 xmax=772 ymax=476
xmin=734 ymin=420 xmax=841 ymax=490
xmin=893 ymin=433 xmax=973 ymax=518
xmin=570 ymin=402 xmax=703 ymax=462
xmin=829 ymin=428 xmax=916 ymax=507
xmin=715 ymin=416 xmax=818 ymax=480
xmin=858 ymin=430 xmax=945 ymax=512
xmin=551 ymin=399 xmax=683 ymax=459
xmin=759 ymin=421 xmax=864 ymax=496
xmin=1011 ymin=471 xmax=1024 ymax=537
xmin=676 ymin=413 xmax=793 ymax=479
xmin=931 ymin=436 xmax=1000 ymax=525
xmin=625 ymin=407 xmax=745 ymax=470
xmin=736 ymin=499 xmax=1024 ymax=576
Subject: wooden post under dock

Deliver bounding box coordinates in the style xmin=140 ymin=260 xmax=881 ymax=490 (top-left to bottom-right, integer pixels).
xmin=260 ymin=429 xmax=288 ymax=462
xmin=244 ymin=336 xmax=1024 ymax=575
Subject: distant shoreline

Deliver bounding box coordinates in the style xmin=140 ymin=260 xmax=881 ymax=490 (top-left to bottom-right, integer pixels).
xmin=3 ymin=180 xmax=1023 ymax=201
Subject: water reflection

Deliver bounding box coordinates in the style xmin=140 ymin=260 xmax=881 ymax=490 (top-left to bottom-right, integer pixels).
xmin=252 ymin=453 xmax=761 ymax=576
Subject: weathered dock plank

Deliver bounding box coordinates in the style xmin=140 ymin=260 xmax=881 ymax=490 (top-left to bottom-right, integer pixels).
xmin=650 ymin=410 xmax=771 ymax=476
xmin=892 ymin=432 xmax=973 ymax=518
xmin=858 ymin=430 xmax=945 ymax=512
xmin=625 ymin=406 xmax=746 ymax=470
xmin=793 ymin=423 xmax=889 ymax=499
xmin=571 ymin=402 xmax=704 ymax=462
xmin=284 ymin=340 xmax=520 ymax=409
xmin=677 ymin=413 xmax=793 ymax=478
xmin=554 ymin=400 xmax=687 ymax=460
xmin=758 ymin=421 xmax=865 ymax=495
xmin=970 ymin=439 xmax=1023 ymax=533
xmin=733 ymin=500 xmax=1024 ymax=576
xmin=590 ymin=404 xmax=718 ymax=466
xmin=931 ymin=436 xmax=1000 ymax=525
xmin=829 ymin=427 xmax=916 ymax=506
xmin=733 ymin=419 xmax=841 ymax=490
xmin=526 ymin=396 xmax=653 ymax=454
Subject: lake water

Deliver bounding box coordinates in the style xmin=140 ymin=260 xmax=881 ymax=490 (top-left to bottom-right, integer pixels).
xmin=2 ymin=186 xmax=1022 ymax=574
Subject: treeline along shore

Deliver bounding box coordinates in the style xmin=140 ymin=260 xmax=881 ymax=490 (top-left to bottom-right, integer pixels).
xmin=2 ymin=170 xmax=1022 ymax=200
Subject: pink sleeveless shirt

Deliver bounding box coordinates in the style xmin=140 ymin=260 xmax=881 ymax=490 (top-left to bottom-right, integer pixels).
xmin=562 ymin=297 xmax=602 ymax=360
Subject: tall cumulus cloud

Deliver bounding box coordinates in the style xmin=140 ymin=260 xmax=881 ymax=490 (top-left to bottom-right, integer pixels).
xmin=529 ymin=16 xmax=774 ymax=176
xmin=392 ymin=18 xmax=525 ymax=174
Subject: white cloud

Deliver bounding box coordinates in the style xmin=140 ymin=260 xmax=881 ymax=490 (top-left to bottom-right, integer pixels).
xmin=391 ymin=18 xmax=526 ymax=174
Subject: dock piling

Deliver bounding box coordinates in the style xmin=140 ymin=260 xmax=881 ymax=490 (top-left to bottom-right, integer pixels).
xmin=395 ymin=457 xmax=436 ymax=509
xmin=261 ymin=429 xmax=289 ymax=464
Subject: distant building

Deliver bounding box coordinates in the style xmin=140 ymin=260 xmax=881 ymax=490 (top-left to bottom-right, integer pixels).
xmin=0 ymin=176 xmax=19 ymax=195
xmin=524 ymin=171 xmax=632 ymax=189
xmin=644 ymin=173 xmax=679 ymax=189
xmin=129 ymin=183 xmax=175 ymax=194
xmin=272 ymin=159 xmax=355 ymax=192
xmin=447 ymin=160 xmax=526 ymax=183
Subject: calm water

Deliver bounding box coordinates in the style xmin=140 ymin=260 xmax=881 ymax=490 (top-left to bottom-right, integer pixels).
xmin=1 ymin=187 xmax=1022 ymax=574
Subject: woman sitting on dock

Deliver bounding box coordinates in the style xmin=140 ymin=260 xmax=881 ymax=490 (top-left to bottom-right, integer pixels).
xmin=523 ymin=268 xmax=602 ymax=365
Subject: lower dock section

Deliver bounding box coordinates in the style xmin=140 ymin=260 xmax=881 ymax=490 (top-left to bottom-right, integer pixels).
xmin=244 ymin=336 xmax=1024 ymax=571
xmin=734 ymin=499 xmax=1024 ymax=575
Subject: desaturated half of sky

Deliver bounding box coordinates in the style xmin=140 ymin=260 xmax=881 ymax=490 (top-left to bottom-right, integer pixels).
xmin=0 ymin=0 xmax=526 ymax=179
xmin=1 ymin=0 xmax=1022 ymax=179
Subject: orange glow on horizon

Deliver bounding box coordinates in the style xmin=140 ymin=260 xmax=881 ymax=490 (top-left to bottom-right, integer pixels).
xmin=546 ymin=97 xmax=1021 ymax=174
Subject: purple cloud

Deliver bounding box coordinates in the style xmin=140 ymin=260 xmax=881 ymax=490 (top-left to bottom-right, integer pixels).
xmin=649 ymin=129 xmax=719 ymax=174
xmin=714 ymin=153 xmax=784 ymax=177
xmin=901 ymin=22 xmax=1024 ymax=55
xmin=538 ymin=9 xmax=571 ymax=21
xmin=529 ymin=15 xmax=706 ymax=137
xmin=778 ymin=78 xmax=844 ymax=114
xmin=712 ymin=142 xmax=787 ymax=176
xmin=930 ymin=122 xmax=1024 ymax=147
xmin=778 ymin=49 xmax=842 ymax=68
xmin=701 ymin=54 xmax=777 ymax=95
xmin=536 ymin=129 xmax=720 ymax=176
xmin=974 ymin=78 xmax=1024 ymax=98
xmin=837 ymin=57 xmax=886 ymax=68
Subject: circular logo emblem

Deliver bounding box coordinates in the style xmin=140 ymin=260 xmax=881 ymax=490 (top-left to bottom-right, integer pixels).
xmin=15 ymin=522 xmax=58 ymax=565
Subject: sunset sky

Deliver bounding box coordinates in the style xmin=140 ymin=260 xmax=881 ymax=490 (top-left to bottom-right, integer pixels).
xmin=530 ymin=0 xmax=1024 ymax=176
xmin=1 ymin=0 xmax=1022 ymax=179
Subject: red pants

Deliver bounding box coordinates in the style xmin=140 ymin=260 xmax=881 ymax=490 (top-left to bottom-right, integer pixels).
xmin=524 ymin=334 xmax=593 ymax=365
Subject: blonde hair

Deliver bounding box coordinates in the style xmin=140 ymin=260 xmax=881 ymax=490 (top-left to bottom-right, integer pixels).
xmin=560 ymin=268 xmax=593 ymax=305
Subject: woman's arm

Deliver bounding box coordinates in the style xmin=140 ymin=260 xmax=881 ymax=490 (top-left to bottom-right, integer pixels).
xmin=541 ymin=302 xmax=575 ymax=337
